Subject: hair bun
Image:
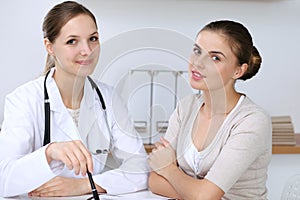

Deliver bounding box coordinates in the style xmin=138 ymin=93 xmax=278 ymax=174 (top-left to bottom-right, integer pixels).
xmin=240 ymin=46 xmax=262 ymax=81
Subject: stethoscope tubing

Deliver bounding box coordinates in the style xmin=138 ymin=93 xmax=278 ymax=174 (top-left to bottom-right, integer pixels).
xmin=42 ymin=70 xmax=111 ymax=155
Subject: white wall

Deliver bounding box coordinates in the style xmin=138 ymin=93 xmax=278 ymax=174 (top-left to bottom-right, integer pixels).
xmin=1 ymin=0 xmax=300 ymax=132
xmin=1 ymin=0 xmax=300 ymax=199
xmin=267 ymin=154 xmax=300 ymax=199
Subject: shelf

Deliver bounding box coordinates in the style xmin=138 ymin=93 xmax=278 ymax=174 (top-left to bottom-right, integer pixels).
xmin=144 ymin=134 xmax=300 ymax=154
xmin=272 ymin=134 xmax=300 ymax=154
xmin=144 ymin=144 xmax=155 ymax=154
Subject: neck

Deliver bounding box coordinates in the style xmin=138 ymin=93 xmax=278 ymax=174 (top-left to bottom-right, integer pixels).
xmin=201 ymin=88 xmax=241 ymax=118
xmin=53 ymin=70 xmax=85 ymax=109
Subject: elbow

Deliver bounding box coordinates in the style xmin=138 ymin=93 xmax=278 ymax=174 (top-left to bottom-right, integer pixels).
xmin=148 ymin=171 xmax=163 ymax=195
xmin=148 ymin=171 xmax=156 ymax=192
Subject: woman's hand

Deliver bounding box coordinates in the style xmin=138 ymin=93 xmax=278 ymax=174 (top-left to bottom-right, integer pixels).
xmin=148 ymin=137 xmax=177 ymax=177
xmin=28 ymin=176 xmax=90 ymax=197
xmin=45 ymin=140 xmax=93 ymax=176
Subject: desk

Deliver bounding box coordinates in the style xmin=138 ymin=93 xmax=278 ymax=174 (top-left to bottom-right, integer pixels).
xmin=272 ymin=134 xmax=300 ymax=154
xmin=0 ymin=190 xmax=172 ymax=200
xmin=145 ymin=134 xmax=300 ymax=154
xmin=144 ymin=144 xmax=155 ymax=154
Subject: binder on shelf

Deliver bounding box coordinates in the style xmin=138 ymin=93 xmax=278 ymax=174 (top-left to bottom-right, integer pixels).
xmin=156 ymin=121 xmax=168 ymax=133
xmin=134 ymin=121 xmax=147 ymax=133
xmin=129 ymin=69 xmax=188 ymax=144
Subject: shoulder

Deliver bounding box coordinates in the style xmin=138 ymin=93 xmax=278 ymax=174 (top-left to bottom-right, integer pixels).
xmin=4 ymin=76 xmax=44 ymax=117
xmin=238 ymin=96 xmax=270 ymax=120
xmin=92 ymin=79 xmax=114 ymax=95
xmin=231 ymin=96 xmax=271 ymax=134
xmin=6 ymin=76 xmax=44 ymax=102
xmin=90 ymin=79 xmax=124 ymax=107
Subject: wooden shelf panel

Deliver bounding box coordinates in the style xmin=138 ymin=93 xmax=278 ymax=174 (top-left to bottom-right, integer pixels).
xmin=144 ymin=144 xmax=155 ymax=154
xmin=272 ymin=134 xmax=300 ymax=154
xmin=144 ymin=135 xmax=300 ymax=154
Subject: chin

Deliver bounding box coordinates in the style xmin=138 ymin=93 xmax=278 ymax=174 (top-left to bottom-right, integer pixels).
xmin=190 ymin=81 xmax=206 ymax=91
xmin=76 ymin=67 xmax=95 ymax=77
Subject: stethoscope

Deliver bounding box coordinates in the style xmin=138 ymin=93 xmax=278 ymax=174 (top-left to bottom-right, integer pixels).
xmin=42 ymin=69 xmax=111 ymax=155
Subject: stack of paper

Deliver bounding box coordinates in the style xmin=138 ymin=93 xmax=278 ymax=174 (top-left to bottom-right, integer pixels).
xmin=271 ymin=115 xmax=296 ymax=145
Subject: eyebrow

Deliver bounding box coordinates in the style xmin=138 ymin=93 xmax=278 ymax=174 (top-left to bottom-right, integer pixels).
xmin=193 ymin=43 xmax=226 ymax=58
xmin=66 ymin=31 xmax=99 ymax=39
xmin=193 ymin=43 xmax=201 ymax=50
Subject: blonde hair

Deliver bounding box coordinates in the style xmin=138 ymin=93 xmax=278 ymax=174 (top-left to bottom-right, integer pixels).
xmin=42 ymin=1 xmax=97 ymax=74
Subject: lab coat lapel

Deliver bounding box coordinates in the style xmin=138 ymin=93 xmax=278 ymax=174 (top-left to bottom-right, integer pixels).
xmin=78 ymin=79 xmax=97 ymax=142
xmin=54 ymin=110 xmax=80 ymax=141
xmin=78 ymin=78 xmax=110 ymax=154
xmin=47 ymin=69 xmax=82 ymax=141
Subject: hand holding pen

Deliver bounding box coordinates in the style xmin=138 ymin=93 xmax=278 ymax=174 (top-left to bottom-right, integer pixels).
xmin=87 ymin=169 xmax=100 ymax=200
xmin=45 ymin=140 xmax=94 ymax=176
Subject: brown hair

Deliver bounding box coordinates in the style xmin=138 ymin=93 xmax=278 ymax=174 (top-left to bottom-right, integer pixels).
xmin=199 ymin=20 xmax=262 ymax=81
xmin=42 ymin=1 xmax=97 ymax=73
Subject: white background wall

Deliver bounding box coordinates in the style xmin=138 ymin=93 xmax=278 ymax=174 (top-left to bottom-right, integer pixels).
xmin=1 ymin=0 xmax=300 ymax=199
xmin=1 ymin=0 xmax=300 ymax=132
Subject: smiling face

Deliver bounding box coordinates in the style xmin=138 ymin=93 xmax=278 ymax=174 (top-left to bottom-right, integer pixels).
xmin=188 ymin=30 xmax=245 ymax=92
xmin=44 ymin=14 xmax=100 ymax=78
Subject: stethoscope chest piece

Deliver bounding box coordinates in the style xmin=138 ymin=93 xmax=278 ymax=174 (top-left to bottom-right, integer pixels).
xmin=93 ymin=149 xmax=109 ymax=155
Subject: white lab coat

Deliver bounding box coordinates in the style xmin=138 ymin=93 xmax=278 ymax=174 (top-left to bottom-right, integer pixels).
xmin=0 ymin=68 xmax=149 ymax=197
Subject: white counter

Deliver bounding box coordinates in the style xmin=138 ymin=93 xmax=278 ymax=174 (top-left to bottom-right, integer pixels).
xmin=0 ymin=190 xmax=172 ymax=200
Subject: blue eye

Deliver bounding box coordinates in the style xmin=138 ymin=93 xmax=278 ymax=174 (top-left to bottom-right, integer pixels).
xmin=66 ymin=39 xmax=76 ymax=45
xmin=90 ymin=36 xmax=98 ymax=42
xmin=193 ymin=47 xmax=201 ymax=55
xmin=212 ymin=56 xmax=220 ymax=61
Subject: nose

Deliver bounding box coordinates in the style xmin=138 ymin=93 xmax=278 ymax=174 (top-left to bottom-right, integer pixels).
xmin=80 ymin=41 xmax=92 ymax=56
xmin=190 ymin=54 xmax=205 ymax=70
xmin=190 ymin=52 xmax=215 ymax=70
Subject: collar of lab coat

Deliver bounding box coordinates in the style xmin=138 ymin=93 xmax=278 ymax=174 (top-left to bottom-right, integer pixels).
xmin=45 ymin=68 xmax=66 ymax=113
xmin=46 ymin=68 xmax=96 ymax=111
xmin=45 ymin=68 xmax=97 ymax=141
xmin=78 ymin=76 xmax=98 ymax=140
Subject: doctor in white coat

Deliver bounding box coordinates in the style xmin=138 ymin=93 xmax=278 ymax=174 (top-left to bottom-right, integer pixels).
xmin=0 ymin=1 xmax=148 ymax=198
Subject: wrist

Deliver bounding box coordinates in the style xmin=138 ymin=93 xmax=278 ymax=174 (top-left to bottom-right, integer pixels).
xmin=85 ymin=177 xmax=106 ymax=194
xmin=160 ymin=163 xmax=178 ymax=179
xmin=84 ymin=177 xmax=94 ymax=194
xmin=96 ymin=184 xmax=106 ymax=193
xmin=45 ymin=143 xmax=54 ymax=164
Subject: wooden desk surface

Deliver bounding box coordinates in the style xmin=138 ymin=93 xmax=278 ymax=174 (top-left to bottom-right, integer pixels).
xmin=144 ymin=134 xmax=300 ymax=155
xmin=272 ymin=134 xmax=300 ymax=154
xmin=144 ymin=144 xmax=155 ymax=154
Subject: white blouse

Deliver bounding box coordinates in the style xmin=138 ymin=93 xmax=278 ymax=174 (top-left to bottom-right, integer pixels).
xmin=185 ymin=95 xmax=245 ymax=178
xmin=67 ymin=108 xmax=80 ymax=127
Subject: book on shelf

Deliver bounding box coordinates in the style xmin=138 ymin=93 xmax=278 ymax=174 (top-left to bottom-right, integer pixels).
xmin=271 ymin=115 xmax=292 ymax=124
xmin=272 ymin=141 xmax=297 ymax=145
xmin=272 ymin=123 xmax=294 ymax=131
xmin=272 ymin=135 xmax=296 ymax=139
xmin=271 ymin=115 xmax=296 ymax=146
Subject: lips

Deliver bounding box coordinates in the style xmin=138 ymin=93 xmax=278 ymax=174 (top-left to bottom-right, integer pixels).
xmin=191 ymin=70 xmax=205 ymax=80
xmin=76 ymin=60 xmax=92 ymax=65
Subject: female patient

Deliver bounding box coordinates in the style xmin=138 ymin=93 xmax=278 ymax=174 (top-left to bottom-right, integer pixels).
xmin=0 ymin=1 xmax=148 ymax=197
xmin=148 ymin=20 xmax=272 ymax=200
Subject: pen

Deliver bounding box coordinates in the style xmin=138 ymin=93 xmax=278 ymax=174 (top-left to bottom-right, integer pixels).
xmin=87 ymin=170 xmax=100 ymax=200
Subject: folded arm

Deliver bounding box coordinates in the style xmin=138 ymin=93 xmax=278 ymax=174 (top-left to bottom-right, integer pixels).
xmin=148 ymin=171 xmax=182 ymax=199
xmin=148 ymin=138 xmax=224 ymax=200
